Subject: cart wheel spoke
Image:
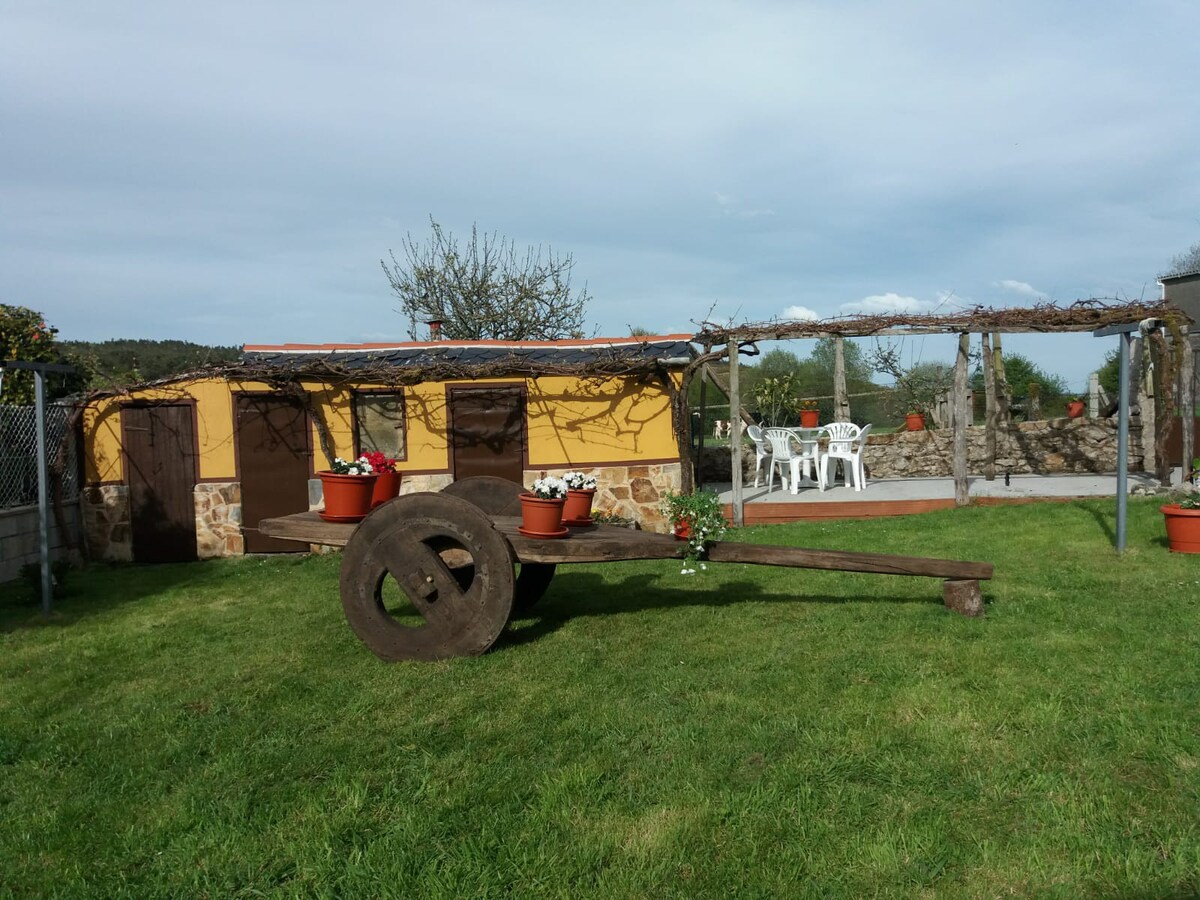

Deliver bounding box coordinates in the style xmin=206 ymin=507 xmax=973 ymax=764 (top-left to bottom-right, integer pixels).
xmin=340 ymin=493 xmax=514 ymax=661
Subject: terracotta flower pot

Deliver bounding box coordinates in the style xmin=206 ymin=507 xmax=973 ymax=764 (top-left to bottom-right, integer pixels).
xmin=799 ymin=409 xmax=819 ymax=428
xmin=673 ymin=518 xmax=691 ymax=541
xmin=370 ymin=470 xmax=402 ymax=509
xmin=905 ymin=413 xmax=925 ymax=432
xmin=1066 ymin=401 xmax=1085 ymax=419
xmin=1161 ymin=504 xmax=1200 ymax=554
xmin=519 ymin=493 xmax=568 ymax=537
xmin=563 ymin=488 xmax=596 ymax=524
xmin=318 ymin=471 xmax=380 ymax=522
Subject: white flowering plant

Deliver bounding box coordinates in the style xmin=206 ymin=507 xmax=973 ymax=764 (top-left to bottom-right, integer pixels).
xmin=561 ymin=471 xmax=597 ymax=491
xmin=330 ymin=456 xmax=375 ymax=475
xmin=661 ymin=489 xmax=727 ymax=575
xmin=529 ymin=475 xmax=569 ymax=500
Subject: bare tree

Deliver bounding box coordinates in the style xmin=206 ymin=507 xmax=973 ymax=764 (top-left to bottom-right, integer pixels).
xmin=1165 ymin=239 xmax=1200 ymax=277
xmin=382 ymin=218 xmax=591 ymax=340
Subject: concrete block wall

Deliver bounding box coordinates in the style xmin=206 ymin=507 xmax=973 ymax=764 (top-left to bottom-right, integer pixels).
xmin=0 ymin=503 xmax=84 ymax=585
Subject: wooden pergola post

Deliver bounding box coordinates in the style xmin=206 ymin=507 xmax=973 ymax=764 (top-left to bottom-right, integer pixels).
xmin=981 ymin=332 xmax=997 ymax=480
xmin=833 ymin=336 xmax=850 ymax=421
xmin=992 ymin=332 xmax=1010 ymax=425
xmin=727 ymin=341 xmax=744 ymax=527
xmin=954 ymin=332 xmax=970 ymax=506
xmin=1181 ymin=334 xmax=1196 ymax=483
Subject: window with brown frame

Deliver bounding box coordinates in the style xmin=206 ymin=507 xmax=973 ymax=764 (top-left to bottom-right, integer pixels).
xmin=353 ymin=391 xmax=406 ymax=461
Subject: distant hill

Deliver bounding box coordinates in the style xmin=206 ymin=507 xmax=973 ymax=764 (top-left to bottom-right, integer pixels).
xmin=60 ymin=339 xmax=242 ymax=388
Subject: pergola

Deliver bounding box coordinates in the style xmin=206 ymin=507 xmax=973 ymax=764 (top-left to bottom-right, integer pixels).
xmin=686 ymin=300 xmax=1195 ymax=552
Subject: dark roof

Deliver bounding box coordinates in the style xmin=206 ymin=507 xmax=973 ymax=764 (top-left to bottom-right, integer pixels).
xmin=241 ymin=335 xmax=695 ymax=371
xmin=1160 ymin=267 xmax=1200 ymax=281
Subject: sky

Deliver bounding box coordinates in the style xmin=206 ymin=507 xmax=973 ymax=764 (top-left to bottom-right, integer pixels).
xmin=4 ymin=0 xmax=1199 ymax=393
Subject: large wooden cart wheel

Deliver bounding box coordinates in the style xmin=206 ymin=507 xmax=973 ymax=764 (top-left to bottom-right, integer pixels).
xmin=339 ymin=492 xmax=515 ymax=661
xmin=442 ymin=476 xmax=557 ymax=614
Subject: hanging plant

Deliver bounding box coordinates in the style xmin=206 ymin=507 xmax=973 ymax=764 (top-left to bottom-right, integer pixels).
xmin=661 ymin=490 xmax=728 ymax=575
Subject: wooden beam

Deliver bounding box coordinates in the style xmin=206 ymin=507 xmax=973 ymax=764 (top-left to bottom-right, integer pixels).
xmin=981 ymin=331 xmax=997 ymax=481
xmin=705 ymin=541 xmax=993 ymax=580
xmin=728 ymin=341 xmax=744 ymax=527
xmin=953 ymin=332 xmax=970 ymax=506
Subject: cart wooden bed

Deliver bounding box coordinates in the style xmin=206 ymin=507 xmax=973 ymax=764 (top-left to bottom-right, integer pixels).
xmin=259 ymin=477 xmax=993 ymax=662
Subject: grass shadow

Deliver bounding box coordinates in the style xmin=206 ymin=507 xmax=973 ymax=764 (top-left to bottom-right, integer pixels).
xmin=0 ymin=554 xmax=324 ymax=633
xmin=501 ymin=569 xmax=966 ymax=650
xmin=1072 ymin=498 xmax=1117 ymax=545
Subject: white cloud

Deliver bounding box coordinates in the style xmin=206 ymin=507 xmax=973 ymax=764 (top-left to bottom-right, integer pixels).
xmin=713 ymin=191 xmax=775 ymax=219
xmin=995 ymin=280 xmax=1048 ymax=299
xmin=780 ymin=305 xmax=819 ymax=321
xmin=839 ymin=293 xmax=938 ymax=315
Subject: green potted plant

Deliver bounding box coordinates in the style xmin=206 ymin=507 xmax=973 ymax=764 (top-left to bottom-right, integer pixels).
xmin=1161 ymin=494 xmax=1200 ymax=554
xmin=661 ymin=489 xmax=728 ymax=574
xmin=318 ymin=456 xmax=380 ymax=522
xmin=520 ymin=476 xmax=570 ymax=538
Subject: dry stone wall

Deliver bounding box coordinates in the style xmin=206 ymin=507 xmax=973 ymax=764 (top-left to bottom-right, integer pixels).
xmin=863 ymin=417 xmax=1140 ymax=477
xmin=697 ymin=417 xmax=1144 ymax=483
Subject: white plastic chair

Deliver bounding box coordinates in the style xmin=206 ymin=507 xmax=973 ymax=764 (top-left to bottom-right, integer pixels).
xmin=763 ymin=428 xmax=825 ymax=493
xmin=763 ymin=429 xmax=801 ymax=494
xmin=820 ymin=422 xmax=872 ymax=491
xmin=746 ymin=424 xmax=772 ymax=487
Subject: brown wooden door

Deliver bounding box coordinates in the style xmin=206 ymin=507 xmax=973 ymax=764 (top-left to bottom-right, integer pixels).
xmin=124 ymin=404 xmax=198 ymax=563
xmin=237 ymin=395 xmax=311 ymax=553
xmin=449 ymin=386 xmax=526 ymax=484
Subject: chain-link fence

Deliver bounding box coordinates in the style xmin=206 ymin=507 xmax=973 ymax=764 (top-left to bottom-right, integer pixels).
xmin=0 ymin=404 xmax=80 ymax=511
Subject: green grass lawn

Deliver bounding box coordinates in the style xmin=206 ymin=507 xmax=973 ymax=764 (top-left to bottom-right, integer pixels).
xmin=2 ymin=498 xmax=1199 ymax=898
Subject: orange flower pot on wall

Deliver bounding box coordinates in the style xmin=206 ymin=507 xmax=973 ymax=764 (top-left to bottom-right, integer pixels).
xmin=905 ymin=413 xmax=926 ymax=432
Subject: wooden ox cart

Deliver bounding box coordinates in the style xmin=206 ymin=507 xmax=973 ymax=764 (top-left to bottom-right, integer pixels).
xmin=260 ymin=477 xmax=993 ymax=662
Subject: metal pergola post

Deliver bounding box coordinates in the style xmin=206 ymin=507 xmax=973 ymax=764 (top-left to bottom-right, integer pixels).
xmin=1092 ymin=323 xmax=1149 ymax=553
xmin=1 ymin=359 xmax=75 ymax=614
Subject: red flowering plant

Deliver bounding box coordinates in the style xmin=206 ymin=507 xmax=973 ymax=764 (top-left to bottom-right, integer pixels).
xmin=363 ymin=450 xmax=398 ymax=474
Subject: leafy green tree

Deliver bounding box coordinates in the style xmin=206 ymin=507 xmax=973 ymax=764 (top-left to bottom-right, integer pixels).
xmin=972 ymin=353 xmax=1068 ymax=400
xmin=1 ymin=305 xmax=66 ymax=405
xmin=58 ymin=339 xmax=241 ymax=387
xmin=382 ymin=218 xmax=591 ymax=340
xmin=1096 ymin=349 xmax=1121 ymax=395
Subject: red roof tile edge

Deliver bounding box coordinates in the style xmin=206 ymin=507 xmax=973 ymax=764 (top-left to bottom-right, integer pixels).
xmin=244 ymin=334 xmax=696 ymax=352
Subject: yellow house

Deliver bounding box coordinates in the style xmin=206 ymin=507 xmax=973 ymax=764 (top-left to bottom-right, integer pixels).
xmin=80 ymin=335 xmax=693 ymax=562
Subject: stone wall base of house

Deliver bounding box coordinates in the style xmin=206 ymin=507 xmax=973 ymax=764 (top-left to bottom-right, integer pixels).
xmin=82 ymin=484 xmax=132 ymax=562
xmin=195 ymin=483 xmax=243 ymax=558
xmin=531 ymin=463 xmax=683 ymax=533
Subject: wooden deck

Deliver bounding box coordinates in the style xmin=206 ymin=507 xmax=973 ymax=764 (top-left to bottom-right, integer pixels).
xmin=725 ymin=493 xmax=1111 ymax=525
